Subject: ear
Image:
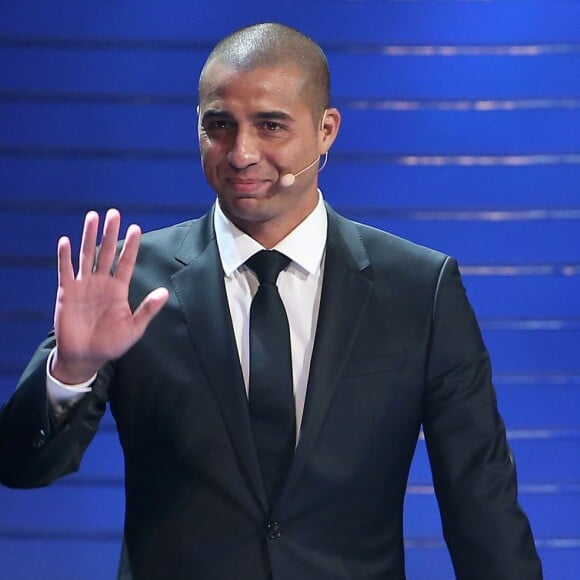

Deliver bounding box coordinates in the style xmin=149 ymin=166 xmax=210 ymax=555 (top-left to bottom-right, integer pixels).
xmin=318 ymin=107 xmax=341 ymax=154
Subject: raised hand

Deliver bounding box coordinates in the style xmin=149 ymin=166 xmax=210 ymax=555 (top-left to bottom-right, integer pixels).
xmin=51 ymin=209 xmax=169 ymax=384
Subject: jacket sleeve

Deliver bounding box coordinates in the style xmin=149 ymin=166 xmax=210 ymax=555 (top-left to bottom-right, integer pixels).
xmin=423 ymin=257 xmax=543 ymax=580
xmin=0 ymin=332 xmax=113 ymax=489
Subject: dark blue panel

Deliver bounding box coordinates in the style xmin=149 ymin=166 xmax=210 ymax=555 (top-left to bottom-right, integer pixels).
xmin=357 ymin=218 xmax=580 ymax=265
xmin=324 ymin=163 xmax=580 ymax=210
xmin=404 ymin=548 xmax=454 ymax=580
xmin=539 ymin=547 xmax=580 ymax=580
xmin=0 ymin=267 xmax=56 ymax=316
xmin=71 ymin=426 xmax=123 ymax=481
xmin=2 ymin=48 xmax=580 ymax=100
xmin=520 ymin=493 xmax=580 ymax=536
xmin=0 ymin=102 xmax=197 ymax=150
xmin=410 ymin=437 xmax=580 ymax=485
xmin=497 ymin=384 xmax=580 ymax=429
xmin=0 ymin=47 xmax=201 ymax=96
xmin=464 ymin=275 xmax=580 ymax=319
xmin=404 ymin=495 xmax=442 ymax=538
xmin=329 ymin=54 xmax=580 ymax=100
xmin=2 ymin=1 xmax=579 ymax=44
xmin=0 ymin=538 xmax=122 ymax=580
xmin=484 ymin=328 xmax=580 ymax=373
xmin=394 ymin=219 xmax=577 ymax=264
xmin=0 ymin=47 xmax=203 ymax=95
xmin=0 ymin=485 xmax=123 ymax=532
xmin=404 ymin=491 xmax=580 ymax=537
xmin=508 ymin=438 xmax=580 ymax=482
xmin=338 ymin=109 xmax=580 ymax=155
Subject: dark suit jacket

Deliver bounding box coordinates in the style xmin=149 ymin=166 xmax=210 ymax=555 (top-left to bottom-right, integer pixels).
xmin=0 ymin=205 xmax=542 ymax=579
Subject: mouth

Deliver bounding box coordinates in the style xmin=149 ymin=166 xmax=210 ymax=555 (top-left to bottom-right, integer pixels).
xmin=227 ymin=178 xmax=270 ymax=195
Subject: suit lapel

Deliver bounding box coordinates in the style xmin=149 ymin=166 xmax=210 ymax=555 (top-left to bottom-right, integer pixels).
xmin=279 ymin=207 xmax=374 ymax=502
xmin=170 ymin=211 xmax=267 ymax=511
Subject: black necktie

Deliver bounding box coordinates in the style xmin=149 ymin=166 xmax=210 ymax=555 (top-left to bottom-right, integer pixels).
xmin=246 ymin=250 xmax=295 ymax=506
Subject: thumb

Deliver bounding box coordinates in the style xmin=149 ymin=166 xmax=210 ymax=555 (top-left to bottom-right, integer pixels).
xmin=132 ymin=287 xmax=170 ymax=336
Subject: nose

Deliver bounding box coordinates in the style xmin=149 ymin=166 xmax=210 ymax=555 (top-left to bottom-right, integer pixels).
xmin=227 ymin=127 xmax=260 ymax=169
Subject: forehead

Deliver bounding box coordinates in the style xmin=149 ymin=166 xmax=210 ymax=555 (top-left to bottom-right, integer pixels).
xmin=199 ymin=61 xmax=309 ymax=111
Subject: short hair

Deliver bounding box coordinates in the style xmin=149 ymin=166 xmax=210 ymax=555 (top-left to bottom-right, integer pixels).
xmin=199 ymin=23 xmax=330 ymax=114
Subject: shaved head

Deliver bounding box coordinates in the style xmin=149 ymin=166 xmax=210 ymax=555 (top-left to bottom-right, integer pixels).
xmin=199 ymin=23 xmax=330 ymax=117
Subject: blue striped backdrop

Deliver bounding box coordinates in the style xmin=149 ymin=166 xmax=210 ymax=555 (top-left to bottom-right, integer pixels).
xmin=1 ymin=1 xmax=579 ymax=578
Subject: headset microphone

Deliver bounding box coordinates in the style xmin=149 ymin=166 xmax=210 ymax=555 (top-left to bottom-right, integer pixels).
xmin=279 ymin=152 xmax=329 ymax=188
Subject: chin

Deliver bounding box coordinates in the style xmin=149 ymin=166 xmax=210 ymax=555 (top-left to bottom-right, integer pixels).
xmin=220 ymin=197 xmax=275 ymax=224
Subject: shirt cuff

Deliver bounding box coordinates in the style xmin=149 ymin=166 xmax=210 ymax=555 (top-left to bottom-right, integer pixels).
xmin=46 ymin=348 xmax=96 ymax=411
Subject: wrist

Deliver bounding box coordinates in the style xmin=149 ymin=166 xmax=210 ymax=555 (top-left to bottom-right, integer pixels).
xmin=51 ymin=349 xmax=102 ymax=385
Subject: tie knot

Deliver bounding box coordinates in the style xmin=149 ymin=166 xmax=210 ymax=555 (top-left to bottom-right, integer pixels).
xmin=246 ymin=250 xmax=291 ymax=285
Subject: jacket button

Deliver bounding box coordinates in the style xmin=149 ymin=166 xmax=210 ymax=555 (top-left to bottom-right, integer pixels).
xmin=266 ymin=521 xmax=281 ymax=540
xmin=32 ymin=429 xmax=47 ymax=449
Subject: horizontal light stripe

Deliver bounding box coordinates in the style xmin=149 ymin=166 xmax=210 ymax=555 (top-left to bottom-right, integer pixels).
xmin=343 ymin=98 xmax=580 ymax=111
xmin=0 ymin=529 xmax=121 ymax=541
xmin=1 ymin=529 xmax=578 ymax=550
xmin=56 ymin=476 xmax=124 ymax=488
xmin=0 ymin=90 xmax=196 ymax=107
xmin=405 ymin=537 xmax=580 ymax=549
xmin=2 ymin=146 xmax=580 ymax=166
xmin=507 ymin=429 xmax=580 ymax=440
xmin=461 ymin=264 xmax=580 ymax=276
xmin=480 ymin=319 xmax=580 ymax=331
xmin=4 ymin=308 xmax=580 ymax=332
xmin=0 ymin=36 xmax=212 ymax=51
xmin=343 ymin=208 xmax=580 ymax=221
xmin=3 ymin=91 xmax=580 ymax=112
xmin=2 ymin=199 xmax=580 ymax=223
xmin=407 ymin=483 xmax=580 ymax=495
xmin=0 ymin=144 xmax=196 ymax=160
xmin=0 ymin=309 xmax=49 ymax=323
xmin=52 ymin=477 xmax=580 ymax=496
xmin=418 ymin=428 xmax=580 ymax=441
xmin=349 ymin=44 xmax=580 ymax=57
xmin=494 ymin=373 xmax=580 ymax=385
xmin=43 ymin=478 xmax=580 ymax=496
xmin=4 ymin=366 xmax=580 ymax=384
xmin=396 ymin=154 xmax=580 ymax=166
xmin=1 ymin=36 xmax=579 ymax=56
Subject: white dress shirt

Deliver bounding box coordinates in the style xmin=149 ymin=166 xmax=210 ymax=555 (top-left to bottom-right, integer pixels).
xmin=214 ymin=195 xmax=327 ymax=438
xmin=47 ymin=195 xmax=328 ymax=438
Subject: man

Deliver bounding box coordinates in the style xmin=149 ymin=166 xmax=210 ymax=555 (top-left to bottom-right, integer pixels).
xmin=0 ymin=23 xmax=542 ymax=579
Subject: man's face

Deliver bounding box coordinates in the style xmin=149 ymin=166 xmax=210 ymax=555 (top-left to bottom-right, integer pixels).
xmin=198 ymin=60 xmax=339 ymax=244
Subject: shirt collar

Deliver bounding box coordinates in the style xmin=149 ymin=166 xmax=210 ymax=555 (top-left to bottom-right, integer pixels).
xmin=214 ymin=192 xmax=328 ymax=277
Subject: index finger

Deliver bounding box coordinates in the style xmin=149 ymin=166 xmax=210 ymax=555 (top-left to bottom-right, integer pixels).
xmin=57 ymin=236 xmax=74 ymax=287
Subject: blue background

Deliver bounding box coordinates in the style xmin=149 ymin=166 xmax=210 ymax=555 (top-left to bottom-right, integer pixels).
xmin=1 ymin=1 xmax=579 ymax=578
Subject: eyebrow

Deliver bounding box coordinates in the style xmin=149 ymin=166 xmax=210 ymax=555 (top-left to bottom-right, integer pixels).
xmin=201 ymin=109 xmax=233 ymax=122
xmin=254 ymin=111 xmax=295 ymax=123
xmin=200 ymin=109 xmax=295 ymax=123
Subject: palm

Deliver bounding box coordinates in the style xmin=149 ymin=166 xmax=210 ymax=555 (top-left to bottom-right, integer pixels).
xmin=52 ymin=210 xmax=168 ymax=383
xmin=56 ymin=274 xmax=139 ymax=363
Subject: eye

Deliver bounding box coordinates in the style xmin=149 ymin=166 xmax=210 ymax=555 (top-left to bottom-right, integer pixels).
xmin=203 ymin=119 xmax=235 ymax=132
xmin=258 ymin=121 xmax=284 ymax=132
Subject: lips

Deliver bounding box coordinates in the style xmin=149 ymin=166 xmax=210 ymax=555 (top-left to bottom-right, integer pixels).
xmin=227 ymin=178 xmax=269 ymax=194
